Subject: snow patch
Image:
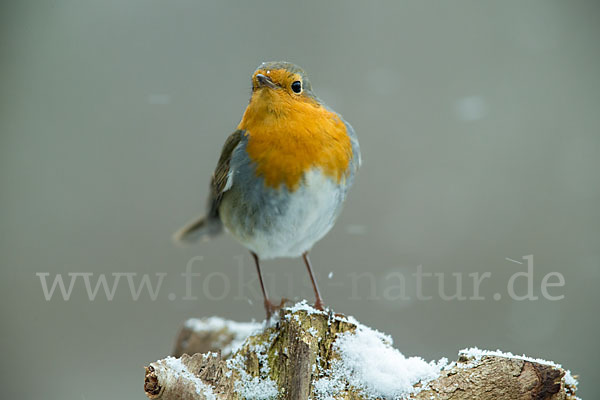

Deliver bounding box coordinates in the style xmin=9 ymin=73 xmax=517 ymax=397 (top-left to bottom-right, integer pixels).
xmin=286 ymin=299 xmax=328 ymax=315
xmin=226 ymin=342 xmax=279 ymax=399
xmin=327 ymin=323 xmax=446 ymax=399
xmin=184 ymin=317 xmax=262 ymax=356
xmin=163 ymin=356 xmax=216 ymax=400
xmin=313 ymin=376 xmax=346 ymax=400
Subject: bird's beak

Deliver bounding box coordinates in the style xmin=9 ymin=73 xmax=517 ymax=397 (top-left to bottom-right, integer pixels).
xmin=255 ymin=74 xmax=278 ymax=89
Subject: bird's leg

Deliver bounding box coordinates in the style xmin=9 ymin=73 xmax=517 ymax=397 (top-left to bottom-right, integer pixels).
xmin=251 ymin=252 xmax=286 ymax=319
xmin=302 ymin=252 xmax=324 ymax=310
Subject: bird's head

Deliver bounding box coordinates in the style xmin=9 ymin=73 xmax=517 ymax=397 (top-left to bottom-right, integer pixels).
xmin=249 ymin=61 xmax=319 ymax=108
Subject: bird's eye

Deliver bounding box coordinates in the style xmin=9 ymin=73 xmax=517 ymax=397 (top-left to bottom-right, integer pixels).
xmin=291 ymin=80 xmax=302 ymax=93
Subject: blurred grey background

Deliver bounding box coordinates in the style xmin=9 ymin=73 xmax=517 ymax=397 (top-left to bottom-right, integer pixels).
xmin=1 ymin=1 xmax=599 ymax=399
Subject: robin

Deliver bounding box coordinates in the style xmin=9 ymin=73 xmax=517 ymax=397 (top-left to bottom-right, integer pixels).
xmin=174 ymin=61 xmax=360 ymax=319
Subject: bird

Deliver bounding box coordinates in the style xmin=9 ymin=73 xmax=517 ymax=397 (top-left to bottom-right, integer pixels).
xmin=174 ymin=61 xmax=360 ymax=319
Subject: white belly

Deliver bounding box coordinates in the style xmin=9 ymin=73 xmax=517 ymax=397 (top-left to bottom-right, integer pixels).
xmin=219 ymin=169 xmax=346 ymax=259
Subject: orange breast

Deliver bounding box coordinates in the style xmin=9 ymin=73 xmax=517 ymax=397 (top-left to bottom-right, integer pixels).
xmin=238 ymin=91 xmax=352 ymax=191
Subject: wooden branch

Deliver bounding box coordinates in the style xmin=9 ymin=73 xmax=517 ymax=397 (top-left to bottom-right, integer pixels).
xmin=144 ymin=304 xmax=579 ymax=400
xmin=172 ymin=317 xmax=262 ymax=359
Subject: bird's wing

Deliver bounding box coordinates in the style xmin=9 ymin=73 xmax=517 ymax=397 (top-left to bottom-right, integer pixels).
xmin=207 ymin=129 xmax=244 ymax=217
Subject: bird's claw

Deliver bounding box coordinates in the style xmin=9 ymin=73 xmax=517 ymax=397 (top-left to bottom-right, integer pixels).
xmin=264 ymin=298 xmax=290 ymax=320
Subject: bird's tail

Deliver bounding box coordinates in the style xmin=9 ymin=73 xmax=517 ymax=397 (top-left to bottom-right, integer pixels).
xmin=172 ymin=216 xmax=223 ymax=245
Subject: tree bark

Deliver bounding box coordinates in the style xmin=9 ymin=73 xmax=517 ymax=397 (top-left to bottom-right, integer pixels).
xmin=144 ymin=306 xmax=579 ymax=400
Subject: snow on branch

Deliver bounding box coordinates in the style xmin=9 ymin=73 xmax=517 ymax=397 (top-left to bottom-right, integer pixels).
xmin=144 ymin=302 xmax=580 ymax=400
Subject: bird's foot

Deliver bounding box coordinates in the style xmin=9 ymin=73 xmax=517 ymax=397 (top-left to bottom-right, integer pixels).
xmin=264 ymin=298 xmax=290 ymax=320
xmin=313 ymin=298 xmax=325 ymax=311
